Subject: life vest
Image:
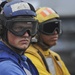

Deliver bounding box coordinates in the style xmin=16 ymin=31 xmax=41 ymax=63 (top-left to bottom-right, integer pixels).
xmin=25 ymin=44 xmax=70 ymax=75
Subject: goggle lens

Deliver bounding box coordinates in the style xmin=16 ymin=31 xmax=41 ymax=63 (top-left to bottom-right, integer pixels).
xmin=12 ymin=22 xmax=32 ymax=32
xmin=39 ymin=20 xmax=61 ymax=35
xmin=5 ymin=18 xmax=38 ymax=36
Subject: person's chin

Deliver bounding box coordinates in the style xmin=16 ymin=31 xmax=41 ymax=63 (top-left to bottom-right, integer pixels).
xmin=54 ymin=43 xmax=57 ymax=46
xmin=19 ymin=45 xmax=28 ymax=50
xmin=50 ymin=42 xmax=57 ymax=46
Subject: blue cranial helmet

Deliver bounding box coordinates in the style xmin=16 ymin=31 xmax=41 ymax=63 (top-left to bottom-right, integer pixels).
xmin=3 ymin=0 xmax=36 ymax=18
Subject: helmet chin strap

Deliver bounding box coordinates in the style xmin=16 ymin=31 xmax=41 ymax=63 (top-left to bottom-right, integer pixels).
xmin=37 ymin=40 xmax=50 ymax=50
xmin=37 ymin=33 xmax=51 ymax=50
xmin=7 ymin=38 xmax=31 ymax=55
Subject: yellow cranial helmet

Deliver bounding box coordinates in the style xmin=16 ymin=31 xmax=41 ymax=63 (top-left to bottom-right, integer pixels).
xmin=35 ymin=7 xmax=59 ymax=23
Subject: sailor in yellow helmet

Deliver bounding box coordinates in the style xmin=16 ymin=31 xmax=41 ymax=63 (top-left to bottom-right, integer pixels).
xmin=25 ymin=7 xmax=70 ymax=75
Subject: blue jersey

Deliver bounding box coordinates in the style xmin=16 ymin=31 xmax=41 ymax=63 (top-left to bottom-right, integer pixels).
xmin=0 ymin=41 xmax=39 ymax=75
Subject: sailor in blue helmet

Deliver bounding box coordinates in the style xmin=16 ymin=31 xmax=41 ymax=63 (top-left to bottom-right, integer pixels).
xmin=0 ymin=0 xmax=39 ymax=75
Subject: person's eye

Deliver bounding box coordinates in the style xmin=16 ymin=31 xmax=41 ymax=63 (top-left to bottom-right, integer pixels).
xmin=13 ymin=26 xmax=24 ymax=32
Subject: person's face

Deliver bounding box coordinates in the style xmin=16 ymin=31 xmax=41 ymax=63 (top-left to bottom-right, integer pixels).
xmin=7 ymin=22 xmax=31 ymax=50
xmin=40 ymin=31 xmax=59 ymax=47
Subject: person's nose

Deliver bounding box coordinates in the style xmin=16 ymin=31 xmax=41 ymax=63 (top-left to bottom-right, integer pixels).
xmin=54 ymin=31 xmax=58 ymax=34
xmin=23 ymin=32 xmax=29 ymax=37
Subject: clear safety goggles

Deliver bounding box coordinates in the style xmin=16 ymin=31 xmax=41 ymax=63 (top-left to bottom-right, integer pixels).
xmin=5 ymin=18 xmax=38 ymax=36
xmin=39 ymin=19 xmax=61 ymax=35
